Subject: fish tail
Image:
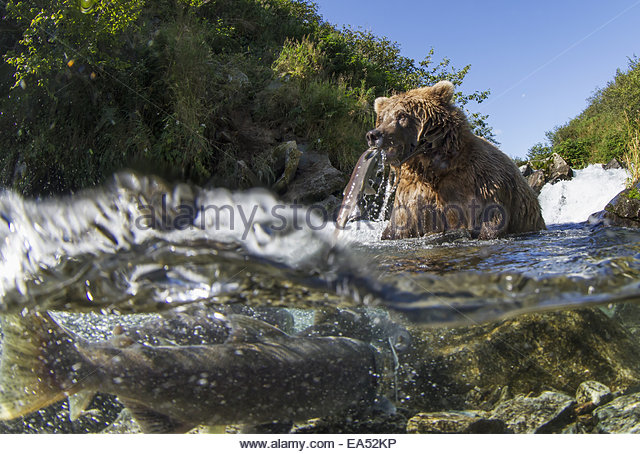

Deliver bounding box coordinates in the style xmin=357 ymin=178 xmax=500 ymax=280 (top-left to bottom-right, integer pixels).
xmin=0 ymin=311 xmax=85 ymax=420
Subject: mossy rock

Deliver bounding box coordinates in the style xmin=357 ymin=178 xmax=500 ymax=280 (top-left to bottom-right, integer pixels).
xmin=398 ymin=308 xmax=640 ymax=413
xmin=591 ymin=181 xmax=640 ymax=227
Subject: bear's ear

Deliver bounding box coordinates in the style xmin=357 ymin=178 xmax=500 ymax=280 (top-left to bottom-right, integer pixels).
xmin=431 ymin=80 xmax=455 ymax=103
xmin=374 ymin=97 xmax=391 ymax=115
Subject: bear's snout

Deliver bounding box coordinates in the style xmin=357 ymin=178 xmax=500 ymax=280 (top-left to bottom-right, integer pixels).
xmin=366 ymin=129 xmax=383 ymax=148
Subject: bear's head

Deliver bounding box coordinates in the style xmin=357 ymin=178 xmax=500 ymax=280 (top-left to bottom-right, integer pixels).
xmin=366 ymin=81 xmax=457 ymax=166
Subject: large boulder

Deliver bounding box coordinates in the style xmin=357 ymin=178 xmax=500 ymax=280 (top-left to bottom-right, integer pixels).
xmin=282 ymin=150 xmax=347 ymax=204
xmin=576 ymin=381 xmax=614 ymax=407
xmin=489 ymin=391 xmax=576 ymax=434
xmin=594 ymin=393 xmax=640 ymax=433
xmin=519 ymin=153 xmax=573 ymax=193
xmin=398 ymin=308 xmax=640 ymax=413
xmin=548 ymin=153 xmax=573 ymax=184
xmin=589 ymin=181 xmax=640 ymax=228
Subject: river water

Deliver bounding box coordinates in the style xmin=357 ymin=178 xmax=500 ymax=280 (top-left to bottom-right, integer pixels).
xmin=1 ymin=165 xmax=640 ymax=432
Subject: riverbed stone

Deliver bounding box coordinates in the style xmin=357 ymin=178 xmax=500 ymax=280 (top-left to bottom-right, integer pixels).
xmin=398 ymin=308 xmax=640 ymax=413
xmin=576 ymin=381 xmax=613 ymax=407
xmin=282 ymin=151 xmax=347 ymax=204
xmin=589 ymin=181 xmax=640 ymax=228
xmin=406 ymin=411 xmax=508 ymax=434
xmin=489 ymin=391 xmax=576 ymax=434
xmin=291 ymin=411 xmax=409 ymax=434
xmin=594 ymin=393 xmax=640 ymax=433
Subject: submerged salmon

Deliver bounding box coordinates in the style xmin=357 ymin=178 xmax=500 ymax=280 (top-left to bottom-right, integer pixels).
xmin=113 ymin=305 xmax=294 ymax=346
xmin=336 ymin=147 xmax=382 ymax=230
xmin=0 ymin=311 xmax=381 ymax=433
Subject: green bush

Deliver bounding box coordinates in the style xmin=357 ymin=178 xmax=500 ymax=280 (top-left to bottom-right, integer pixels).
xmin=554 ymin=139 xmax=591 ymax=169
xmin=0 ymin=0 xmax=494 ymax=196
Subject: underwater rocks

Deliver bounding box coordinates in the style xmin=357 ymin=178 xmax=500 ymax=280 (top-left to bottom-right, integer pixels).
xmin=593 ymin=392 xmax=640 ymax=433
xmin=576 ymin=381 xmax=614 ymax=407
xmin=406 ymin=411 xmax=507 ymax=434
xmin=490 ymin=391 xmax=576 ymax=433
xmin=589 ymin=181 xmax=640 ymax=228
xmin=399 ymin=308 xmax=640 ymax=413
xmin=403 ymin=384 xmax=633 ymax=434
xmin=291 ymin=411 xmax=409 ymax=434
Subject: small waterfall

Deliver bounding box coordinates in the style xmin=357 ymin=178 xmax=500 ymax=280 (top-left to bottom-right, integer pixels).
xmin=538 ymin=164 xmax=630 ymax=225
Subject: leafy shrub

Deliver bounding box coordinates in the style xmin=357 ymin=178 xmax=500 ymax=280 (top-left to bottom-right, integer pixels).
xmin=554 ymin=139 xmax=591 ymax=169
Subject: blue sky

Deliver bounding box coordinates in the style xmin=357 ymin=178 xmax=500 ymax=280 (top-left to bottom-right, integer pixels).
xmin=312 ymin=0 xmax=640 ymax=159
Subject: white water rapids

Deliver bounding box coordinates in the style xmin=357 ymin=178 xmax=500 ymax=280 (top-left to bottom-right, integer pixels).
xmin=538 ymin=164 xmax=630 ymax=225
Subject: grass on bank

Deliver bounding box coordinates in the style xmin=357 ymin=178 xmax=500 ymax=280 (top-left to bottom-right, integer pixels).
xmin=526 ymin=57 xmax=640 ymax=185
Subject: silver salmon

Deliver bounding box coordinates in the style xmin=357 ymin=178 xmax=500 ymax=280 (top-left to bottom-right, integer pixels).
xmin=336 ymin=147 xmax=382 ymax=229
xmin=0 ymin=311 xmax=381 ymax=433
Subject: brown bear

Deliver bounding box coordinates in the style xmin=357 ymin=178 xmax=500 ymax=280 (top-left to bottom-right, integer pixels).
xmin=366 ymin=81 xmax=546 ymax=240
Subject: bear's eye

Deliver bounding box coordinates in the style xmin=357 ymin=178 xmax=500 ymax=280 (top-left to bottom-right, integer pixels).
xmin=396 ymin=113 xmax=410 ymax=127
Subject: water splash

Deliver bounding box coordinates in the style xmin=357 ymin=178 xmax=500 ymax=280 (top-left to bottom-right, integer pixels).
xmin=2 ymin=170 xmax=640 ymax=327
xmin=0 ymin=172 xmax=382 ymax=314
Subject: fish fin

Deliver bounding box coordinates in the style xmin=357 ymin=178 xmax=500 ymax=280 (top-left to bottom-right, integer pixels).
xmin=363 ymin=182 xmax=376 ymax=195
xmin=121 ymin=399 xmax=192 ymax=434
xmin=68 ymin=390 xmax=96 ymax=421
xmin=0 ymin=311 xmax=83 ymax=420
xmin=227 ymin=314 xmax=289 ymax=344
